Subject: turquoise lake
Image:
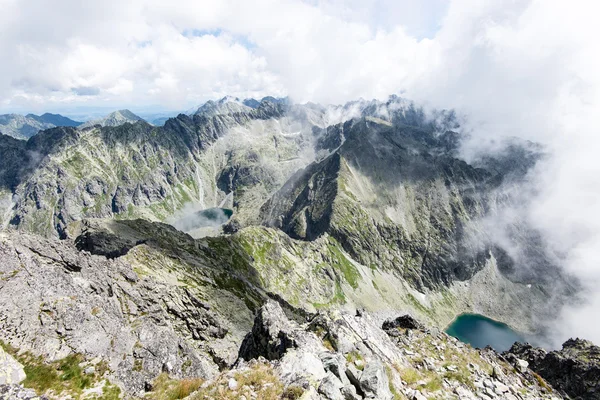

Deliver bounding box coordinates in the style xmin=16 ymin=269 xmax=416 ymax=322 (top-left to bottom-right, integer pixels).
xmin=445 ymin=314 xmax=524 ymax=352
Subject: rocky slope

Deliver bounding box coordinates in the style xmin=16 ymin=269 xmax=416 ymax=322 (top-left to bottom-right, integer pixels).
xmin=0 ymin=96 xmax=576 ymax=329
xmin=0 ymin=211 xmax=594 ymax=399
xmin=0 ymin=231 xmax=568 ymax=400
xmin=0 ymin=95 xmax=592 ymax=398
xmin=506 ymin=339 xmax=600 ymax=399
xmin=0 ymin=113 xmax=81 ymax=140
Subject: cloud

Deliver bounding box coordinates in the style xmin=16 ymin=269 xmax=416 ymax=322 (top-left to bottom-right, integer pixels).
xmin=1 ymin=0 xmax=600 ymax=346
xmin=0 ymin=0 xmax=436 ymax=110
xmin=72 ymin=86 xmax=100 ymax=96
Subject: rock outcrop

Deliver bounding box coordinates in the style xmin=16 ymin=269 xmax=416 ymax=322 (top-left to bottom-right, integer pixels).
xmin=0 ymin=346 xmax=25 ymax=385
xmin=0 ymin=384 xmax=45 ymax=400
xmin=160 ymin=301 xmax=563 ymax=400
xmin=506 ymin=339 xmax=600 ymax=399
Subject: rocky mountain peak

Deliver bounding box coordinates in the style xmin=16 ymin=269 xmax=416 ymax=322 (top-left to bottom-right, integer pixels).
xmin=192 ymin=97 xmax=254 ymax=118
xmin=78 ymin=109 xmax=145 ymax=129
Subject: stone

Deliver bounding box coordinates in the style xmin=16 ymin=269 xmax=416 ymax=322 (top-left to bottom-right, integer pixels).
xmin=493 ymin=381 xmax=509 ymax=394
xmin=320 ymin=352 xmax=351 ymax=386
xmin=340 ymin=385 xmax=362 ymax=400
xmin=345 ymin=364 xmax=362 ymax=388
xmin=515 ymin=358 xmax=528 ymax=373
xmin=454 ymin=386 xmax=475 ymax=399
xmin=84 ymin=366 xmax=95 ymax=375
xmin=412 ymin=391 xmax=428 ymax=400
xmin=239 ymin=301 xmax=325 ymax=361
xmin=382 ymin=315 xmax=425 ymax=331
xmin=0 ymin=347 xmax=25 ymax=385
xmin=358 ymin=360 xmax=392 ymax=400
xmin=228 ymin=378 xmax=238 ymax=390
xmin=0 ymin=384 xmax=45 ymax=400
xmin=318 ymin=372 xmax=344 ymax=400
xmin=277 ymin=350 xmax=326 ymax=386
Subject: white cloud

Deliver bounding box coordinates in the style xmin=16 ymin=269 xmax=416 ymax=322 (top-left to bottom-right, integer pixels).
xmin=1 ymin=0 xmax=600 ymax=346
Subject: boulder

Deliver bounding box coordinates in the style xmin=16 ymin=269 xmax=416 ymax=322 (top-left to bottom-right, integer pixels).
xmin=382 ymin=315 xmax=425 ymax=331
xmin=320 ymin=352 xmax=351 ymax=386
xmin=239 ymin=301 xmax=325 ymax=361
xmin=358 ymin=360 xmax=393 ymax=400
xmin=318 ymin=372 xmax=345 ymax=400
xmin=0 ymin=346 xmax=25 ymax=385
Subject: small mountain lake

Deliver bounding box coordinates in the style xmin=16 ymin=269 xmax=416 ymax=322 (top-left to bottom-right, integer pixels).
xmin=445 ymin=314 xmax=525 ymax=352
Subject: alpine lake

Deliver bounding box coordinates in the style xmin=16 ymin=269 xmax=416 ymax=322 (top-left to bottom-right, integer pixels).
xmin=445 ymin=313 xmax=525 ymax=352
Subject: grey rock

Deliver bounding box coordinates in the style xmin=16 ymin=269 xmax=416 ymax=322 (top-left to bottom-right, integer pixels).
xmin=515 ymin=358 xmax=529 ymax=373
xmin=228 ymin=377 xmax=238 ymax=390
xmin=382 ymin=315 xmax=425 ymax=331
xmin=345 ymin=364 xmax=363 ymax=389
xmin=0 ymin=384 xmax=46 ymax=400
xmin=318 ymin=372 xmax=345 ymax=400
xmin=340 ymin=385 xmax=362 ymax=400
xmin=239 ymin=301 xmax=325 ymax=361
xmin=320 ymin=352 xmax=351 ymax=386
xmin=411 ymin=391 xmax=428 ymax=400
xmin=358 ymin=360 xmax=392 ymax=400
xmin=0 ymin=347 xmax=25 ymax=385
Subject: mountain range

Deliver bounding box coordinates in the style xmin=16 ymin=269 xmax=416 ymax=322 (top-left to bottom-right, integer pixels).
xmin=0 ymin=98 xmax=290 ymax=141
xmin=0 ymin=95 xmax=595 ymax=400
xmin=0 ymin=112 xmax=82 ymax=139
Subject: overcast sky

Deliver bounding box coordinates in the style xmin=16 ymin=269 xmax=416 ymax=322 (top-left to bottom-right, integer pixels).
xmin=2 ymin=0 xmax=600 ymax=345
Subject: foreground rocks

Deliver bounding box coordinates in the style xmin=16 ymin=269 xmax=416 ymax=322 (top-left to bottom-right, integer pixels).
xmin=0 ymin=384 xmax=46 ymax=400
xmin=0 ymin=346 xmax=25 ymax=385
xmin=0 ymin=221 xmax=593 ymax=399
xmin=506 ymin=339 xmax=600 ymax=399
xmin=170 ymin=301 xmax=562 ymax=400
xmin=0 ymin=228 xmax=247 ymax=396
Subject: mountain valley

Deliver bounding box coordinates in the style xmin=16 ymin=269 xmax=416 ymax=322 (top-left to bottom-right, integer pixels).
xmin=0 ymin=96 xmax=593 ymax=400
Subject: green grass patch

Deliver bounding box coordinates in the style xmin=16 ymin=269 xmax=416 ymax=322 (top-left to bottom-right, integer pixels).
xmin=148 ymin=373 xmax=204 ymax=400
xmin=345 ymin=351 xmax=365 ymax=370
xmin=0 ymin=340 xmax=119 ymax=399
xmin=327 ymin=239 xmax=361 ymax=289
